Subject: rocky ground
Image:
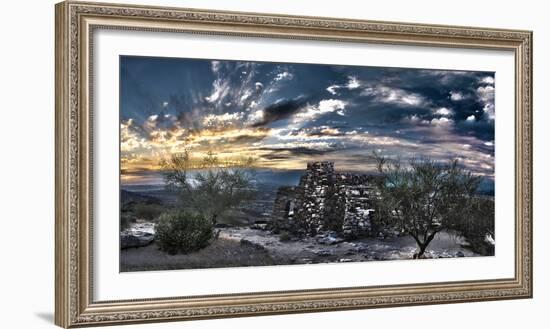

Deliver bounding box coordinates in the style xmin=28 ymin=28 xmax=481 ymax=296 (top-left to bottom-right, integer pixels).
xmin=120 ymin=223 xmax=479 ymax=272
xmin=218 ymin=227 xmax=478 ymax=265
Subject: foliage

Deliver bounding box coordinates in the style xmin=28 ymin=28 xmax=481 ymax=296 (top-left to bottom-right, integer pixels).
xmin=372 ymin=154 xmax=483 ymax=258
xmin=161 ymin=150 xmax=257 ymax=225
xmin=155 ymin=211 xmax=213 ymax=254
xmin=133 ymin=202 xmax=164 ymax=221
xmin=453 ymin=197 xmax=495 ymax=255
xmin=120 ymin=212 xmax=135 ymax=231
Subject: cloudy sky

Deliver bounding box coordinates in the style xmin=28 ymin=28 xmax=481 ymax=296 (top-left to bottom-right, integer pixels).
xmin=120 ymin=55 xmax=495 ymax=185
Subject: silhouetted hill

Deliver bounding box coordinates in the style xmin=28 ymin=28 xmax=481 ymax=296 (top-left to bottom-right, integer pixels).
xmin=121 ymin=189 xmax=162 ymax=206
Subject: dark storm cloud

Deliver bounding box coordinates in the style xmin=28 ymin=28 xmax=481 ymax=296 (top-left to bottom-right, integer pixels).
xmin=120 ymin=55 xmax=495 ymax=188
xmin=304 ymin=127 xmax=347 ymax=137
xmin=261 ymin=152 xmax=292 ymax=161
xmin=260 ymin=146 xmax=338 ymax=156
xmin=251 ymin=97 xmax=309 ymax=127
xmin=328 ymin=70 xmax=496 ymax=142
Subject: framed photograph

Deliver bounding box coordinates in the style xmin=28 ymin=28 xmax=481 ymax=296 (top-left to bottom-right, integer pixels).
xmin=55 ymin=1 xmax=532 ymax=327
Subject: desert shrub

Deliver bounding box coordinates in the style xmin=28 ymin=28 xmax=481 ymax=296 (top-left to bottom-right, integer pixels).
xmin=120 ymin=212 xmax=135 ymax=230
xmin=133 ymin=202 xmax=164 ymax=221
xmin=279 ymin=231 xmax=291 ymax=242
xmin=155 ymin=211 xmax=213 ymax=254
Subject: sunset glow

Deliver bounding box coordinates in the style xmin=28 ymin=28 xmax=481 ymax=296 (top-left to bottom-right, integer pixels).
xmin=120 ymin=56 xmax=495 ymax=186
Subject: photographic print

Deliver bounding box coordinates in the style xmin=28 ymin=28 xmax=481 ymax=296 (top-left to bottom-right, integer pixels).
xmin=119 ymin=56 xmax=496 ymax=272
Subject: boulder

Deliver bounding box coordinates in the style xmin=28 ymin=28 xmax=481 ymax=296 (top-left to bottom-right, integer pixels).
xmin=315 ymin=249 xmax=334 ymax=256
xmin=240 ymin=238 xmax=266 ymax=250
xmin=354 ymin=242 xmax=369 ymax=253
xmin=251 ymin=223 xmax=268 ymax=230
xmin=120 ymin=232 xmax=154 ymax=249
xmin=316 ymin=231 xmax=344 ymax=245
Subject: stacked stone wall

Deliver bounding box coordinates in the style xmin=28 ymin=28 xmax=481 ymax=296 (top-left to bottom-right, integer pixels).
xmin=271 ymin=162 xmax=375 ymax=238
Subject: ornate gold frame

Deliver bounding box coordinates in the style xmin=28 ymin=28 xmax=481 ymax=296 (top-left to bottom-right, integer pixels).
xmin=55 ymin=1 xmax=533 ymax=327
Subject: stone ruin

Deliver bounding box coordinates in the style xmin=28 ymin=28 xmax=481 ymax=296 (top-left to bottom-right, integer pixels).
xmin=270 ymin=162 xmax=376 ymax=239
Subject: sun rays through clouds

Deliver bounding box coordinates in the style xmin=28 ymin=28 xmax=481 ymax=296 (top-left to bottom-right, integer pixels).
xmin=120 ymin=56 xmax=495 ymax=189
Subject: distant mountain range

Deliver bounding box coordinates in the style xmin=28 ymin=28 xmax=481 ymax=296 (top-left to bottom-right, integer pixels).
xmin=120 ymin=168 xmax=494 ymax=198
xmin=121 ymin=189 xmax=162 ymax=206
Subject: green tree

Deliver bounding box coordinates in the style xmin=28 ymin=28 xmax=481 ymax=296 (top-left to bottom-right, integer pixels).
xmin=373 ymin=154 xmax=482 ymax=258
xmin=133 ymin=203 xmax=164 ymax=221
xmin=453 ymin=197 xmax=495 ymax=255
xmin=161 ymin=150 xmax=257 ymax=225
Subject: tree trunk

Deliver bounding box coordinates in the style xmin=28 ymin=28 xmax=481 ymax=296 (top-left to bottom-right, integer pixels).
xmin=416 ymin=244 xmax=428 ymax=259
xmin=211 ymin=214 xmax=218 ymax=226
xmin=413 ymin=232 xmax=437 ymax=259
